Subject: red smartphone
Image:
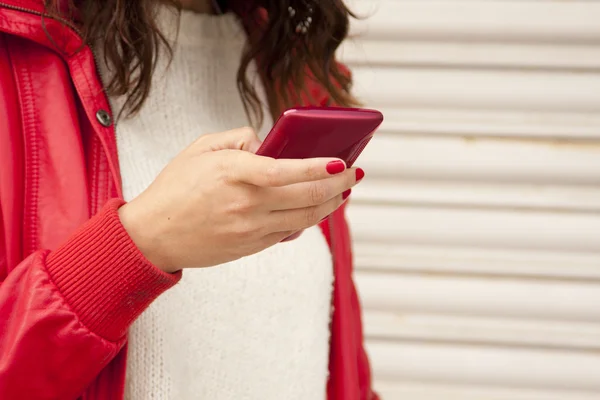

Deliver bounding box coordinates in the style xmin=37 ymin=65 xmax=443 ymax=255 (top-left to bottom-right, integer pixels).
xmin=256 ymin=107 xmax=383 ymax=167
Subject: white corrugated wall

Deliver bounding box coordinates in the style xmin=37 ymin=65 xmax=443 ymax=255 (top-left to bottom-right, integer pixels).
xmin=340 ymin=1 xmax=600 ymax=398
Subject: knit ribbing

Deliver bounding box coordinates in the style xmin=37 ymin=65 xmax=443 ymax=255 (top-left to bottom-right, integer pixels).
xmin=45 ymin=199 xmax=181 ymax=342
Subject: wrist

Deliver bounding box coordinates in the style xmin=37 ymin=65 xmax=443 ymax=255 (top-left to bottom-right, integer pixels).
xmin=118 ymin=201 xmax=179 ymax=274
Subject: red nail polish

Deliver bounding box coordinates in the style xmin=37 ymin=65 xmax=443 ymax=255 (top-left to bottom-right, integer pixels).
xmin=356 ymin=168 xmax=365 ymax=182
xmin=326 ymin=160 xmax=345 ymax=175
xmin=342 ymin=189 xmax=352 ymax=200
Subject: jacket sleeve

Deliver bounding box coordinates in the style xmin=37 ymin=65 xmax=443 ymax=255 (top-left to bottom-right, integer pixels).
xmin=322 ymin=62 xmax=379 ymax=400
xmin=351 ymin=281 xmax=379 ymax=400
xmin=0 ymin=199 xmax=180 ymax=400
xmin=343 ymin=207 xmax=380 ymax=400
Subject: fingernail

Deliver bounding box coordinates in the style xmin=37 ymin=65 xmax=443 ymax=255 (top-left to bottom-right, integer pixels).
xmin=356 ymin=168 xmax=365 ymax=182
xmin=342 ymin=189 xmax=352 ymax=200
xmin=326 ymin=160 xmax=346 ymax=175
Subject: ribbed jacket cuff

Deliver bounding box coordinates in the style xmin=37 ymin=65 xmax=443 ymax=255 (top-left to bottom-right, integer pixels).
xmin=46 ymin=199 xmax=181 ymax=342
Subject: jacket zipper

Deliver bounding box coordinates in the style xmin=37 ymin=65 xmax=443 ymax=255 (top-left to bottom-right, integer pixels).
xmin=0 ymin=2 xmax=113 ymax=116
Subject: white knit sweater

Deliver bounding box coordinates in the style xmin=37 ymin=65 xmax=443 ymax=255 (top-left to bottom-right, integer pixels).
xmin=102 ymin=9 xmax=334 ymax=400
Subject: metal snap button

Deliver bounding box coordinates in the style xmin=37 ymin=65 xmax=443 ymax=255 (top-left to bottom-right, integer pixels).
xmin=96 ymin=109 xmax=112 ymax=127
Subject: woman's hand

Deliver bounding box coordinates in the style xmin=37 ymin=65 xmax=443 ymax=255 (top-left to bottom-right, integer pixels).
xmin=118 ymin=127 xmax=362 ymax=273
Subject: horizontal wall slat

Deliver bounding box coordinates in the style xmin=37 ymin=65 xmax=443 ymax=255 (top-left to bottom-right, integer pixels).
xmin=349 ymin=0 xmax=600 ymax=42
xmin=357 ymin=135 xmax=600 ymax=185
xmin=366 ymin=340 xmax=600 ymax=391
xmin=367 ymin=107 xmax=600 ymax=140
xmin=373 ymin=380 xmax=600 ymax=400
xmin=348 ymin=204 xmax=600 ymax=253
xmin=341 ymin=40 xmax=600 ymax=70
xmin=364 ymin=311 xmax=600 ymax=349
xmin=352 ymin=67 xmax=600 ymax=113
xmin=353 ymin=242 xmax=600 ymax=280
xmin=352 ymin=179 xmax=600 ymax=213
xmin=355 ymin=272 xmax=600 ymax=322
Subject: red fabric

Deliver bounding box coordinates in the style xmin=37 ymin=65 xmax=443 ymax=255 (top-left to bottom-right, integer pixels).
xmin=46 ymin=199 xmax=182 ymax=342
xmin=0 ymin=1 xmax=377 ymax=399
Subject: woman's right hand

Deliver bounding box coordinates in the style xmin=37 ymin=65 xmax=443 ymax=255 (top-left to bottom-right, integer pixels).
xmin=118 ymin=127 xmax=362 ymax=273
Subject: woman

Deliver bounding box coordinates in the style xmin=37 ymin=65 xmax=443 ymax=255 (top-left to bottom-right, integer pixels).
xmin=0 ymin=0 xmax=376 ymax=399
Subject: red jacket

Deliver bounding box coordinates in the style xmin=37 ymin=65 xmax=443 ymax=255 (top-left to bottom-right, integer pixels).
xmin=0 ymin=1 xmax=376 ymax=399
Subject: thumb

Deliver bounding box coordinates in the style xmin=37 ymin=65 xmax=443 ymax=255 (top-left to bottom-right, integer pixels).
xmin=193 ymin=127 xmax=262 ymax=153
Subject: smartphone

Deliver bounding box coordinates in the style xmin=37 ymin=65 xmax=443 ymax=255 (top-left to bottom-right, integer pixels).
xmin=256 ymin=107 xmax=383 ymax=167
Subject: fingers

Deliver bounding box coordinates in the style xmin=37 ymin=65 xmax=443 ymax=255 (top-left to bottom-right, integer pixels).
xmin=266 ymin=167 xmax=360 ymax=210
xmin=267 ymin=190 xmax=350 ymax=232
xmin=192 ymin=127 xmax=263 ymax=153
xmin=229 ymin=152 xmax=348 ymax=187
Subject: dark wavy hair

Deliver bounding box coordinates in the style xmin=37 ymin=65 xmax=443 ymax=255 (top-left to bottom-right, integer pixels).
xmin=47 ymin=0 xmax=358 ymax=126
